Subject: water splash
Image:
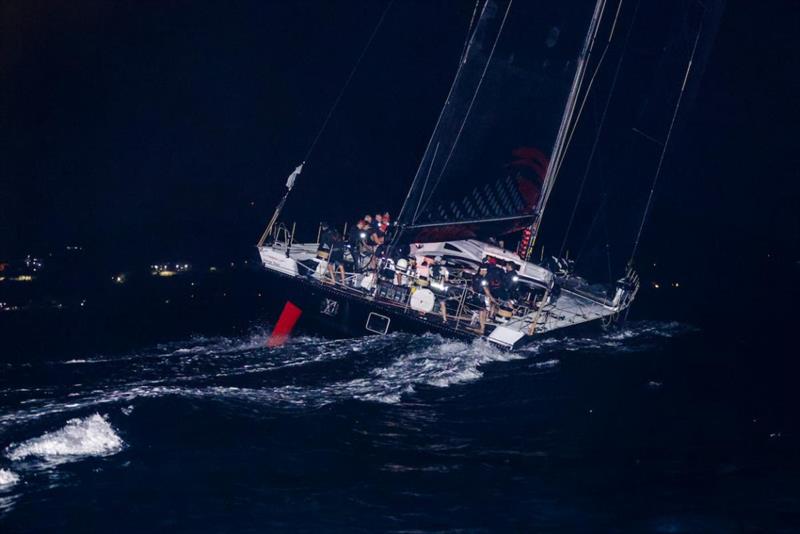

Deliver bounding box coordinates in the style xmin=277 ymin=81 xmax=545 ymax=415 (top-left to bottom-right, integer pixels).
xmin=0 ymin=469 xmax=19 ymax=488
xmin=5 ymin=414 xmax=124 ymax=464
xmin=0 ymin=321 xmax=689 ymax=427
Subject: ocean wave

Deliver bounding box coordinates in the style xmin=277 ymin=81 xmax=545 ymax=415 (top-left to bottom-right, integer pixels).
xmin=532 ymin=359 xmax=560 ymax=369
xmin=5 ymin=413 xmax=124 ymax=463
xmin=358 ymin=337 xmax=521 ymax=401
xmin=0 ymin=321 xmax=690 ymax=424
xmin=53 ymin=330 xmax=271 ymax=367
xmin=0 ymin=469 xmax=19 ymax=488
xmin=519 ymin=320 xmax=695 ymax=356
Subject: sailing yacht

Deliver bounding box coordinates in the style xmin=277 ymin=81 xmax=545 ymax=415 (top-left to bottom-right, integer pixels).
xmin=256 ymin=0 xmax=720 ymax=350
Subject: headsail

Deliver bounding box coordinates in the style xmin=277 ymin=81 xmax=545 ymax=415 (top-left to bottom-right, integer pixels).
xmin=397 ymin=0 xmax=603 ymax=244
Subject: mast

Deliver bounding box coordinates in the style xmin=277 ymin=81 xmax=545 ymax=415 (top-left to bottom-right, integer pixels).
xmin=523 ymin=0 xmax=608 ymax=259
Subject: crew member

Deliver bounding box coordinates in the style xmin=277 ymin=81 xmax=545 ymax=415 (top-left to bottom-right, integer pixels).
xmin=430 ymin=256 xmax=452 ymax=322
xmin=484 ymin=261 xmax=504 ymax=319
xmin=318 ymin=222 xmax=335 ymax=252
xmin=347 ymin=220 xmax=368 ymax=271
xmin=326 ymin=232 xmax=347 ymax=285
xmin=368 ymin=222 xmax=386 ymax=269
xmin=497 ymin=262 xmax=519 ymax=301
xmin=469 ymin=265 xmax=493 ymax=335
xmin=430 ymin=256 xmax=449 ymax=283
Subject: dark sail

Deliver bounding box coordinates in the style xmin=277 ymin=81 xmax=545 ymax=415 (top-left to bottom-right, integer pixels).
xmin=397 ymin=0 xmax=602 ymax=243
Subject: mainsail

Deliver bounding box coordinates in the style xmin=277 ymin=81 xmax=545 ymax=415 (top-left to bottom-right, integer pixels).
xmin=396 ymin=0 xmax=604 ymax=244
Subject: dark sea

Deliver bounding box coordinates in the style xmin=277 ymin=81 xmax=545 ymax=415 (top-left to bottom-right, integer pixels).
xmin=0 ymin=270 xmax=797 ymax=533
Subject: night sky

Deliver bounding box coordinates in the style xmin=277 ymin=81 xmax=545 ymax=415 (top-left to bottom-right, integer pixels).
xmin=2 ymin=0 xmax=798 ymax=288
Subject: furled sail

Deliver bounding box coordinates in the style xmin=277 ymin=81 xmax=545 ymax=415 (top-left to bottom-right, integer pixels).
xmin=396 ymin=0 xmax=603 ymax=243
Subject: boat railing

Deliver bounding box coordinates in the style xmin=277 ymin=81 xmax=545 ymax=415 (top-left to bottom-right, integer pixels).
xmin=265 ymin=220 xmax=551 ymax=336
xmin=267 ymin=222 xmax=295 ymax=250
xmin=290 ymin=246 xmax=548 ymax=335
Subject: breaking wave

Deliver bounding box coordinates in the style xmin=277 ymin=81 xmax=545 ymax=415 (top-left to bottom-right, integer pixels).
xmin=5 ymin=414 xmax=124 ymax=464
xmin=0 ymin=469 xmax=19 ymax=488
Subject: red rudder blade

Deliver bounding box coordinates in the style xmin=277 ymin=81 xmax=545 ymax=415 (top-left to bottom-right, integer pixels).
xmin=267 ymin=301 xmax=302 ymax=347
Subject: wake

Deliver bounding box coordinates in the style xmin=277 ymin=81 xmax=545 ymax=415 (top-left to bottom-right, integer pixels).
xmin=0 ymin=321 xmax=690 ymax=429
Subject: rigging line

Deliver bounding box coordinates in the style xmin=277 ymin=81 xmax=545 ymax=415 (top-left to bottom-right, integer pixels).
xmin=460 ymin=0 xmax=483 ymax=63
xmin=302 ymin=0 xmax=394 ymax=163
xmin=405 ymin=212 xmax=533 ymax=229
xmin=604 ymin=217 xmax=613 ymax=283
xmin=411 ymin=142 xmax=440 ymax=222
xmin=558 ymin=0 xmax=639 ymax=259
xmin=531 ymin=0 xmax=608 ymax=246
xmin=396 ymin=1 xmax=492 ymax=227
xmin=544 ymin=0 xmax=620 ymax=196
xmin=631 ymin=127 xmax=664 ymax=146
xmin=629 ymin=18 xmax=705 ymax=263
xmin=411 ymin=0 xmax=514 ymax=223
xmin=538 ymin=0 xmax=610 ymax=202
xmin=575 ymin=193 xmax=608 ymax=261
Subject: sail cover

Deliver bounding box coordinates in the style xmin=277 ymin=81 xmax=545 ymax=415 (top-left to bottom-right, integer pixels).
xmin=397 ymin=0 xmax=601 ymax=244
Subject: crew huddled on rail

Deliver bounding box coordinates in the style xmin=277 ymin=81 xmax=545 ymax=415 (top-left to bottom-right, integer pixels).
xmin=313 ymin=215 xmax=538 ymax=334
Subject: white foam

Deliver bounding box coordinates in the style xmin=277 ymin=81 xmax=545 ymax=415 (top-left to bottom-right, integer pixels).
xmin=6 ymin=414 xmax=124 ymax=462
xmin=340 ymin=336 xmax=524 ymax=403
xmin=1 ymin=321 xmax=693 ymax=426
xmin=0 ymin=469 xmax=19 ymax=487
